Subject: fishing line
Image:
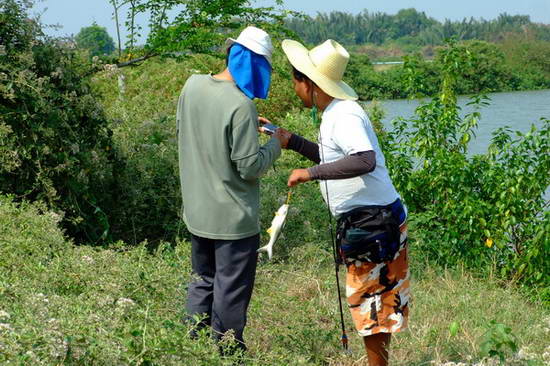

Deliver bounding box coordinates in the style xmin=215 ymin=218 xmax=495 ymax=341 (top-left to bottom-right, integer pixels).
xmin=311 ymin=90 xmax=349 ymax=352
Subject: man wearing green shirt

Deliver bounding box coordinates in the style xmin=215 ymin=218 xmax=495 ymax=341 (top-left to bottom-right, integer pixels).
xmin=176 ymin=26 xmax=284 ymax=352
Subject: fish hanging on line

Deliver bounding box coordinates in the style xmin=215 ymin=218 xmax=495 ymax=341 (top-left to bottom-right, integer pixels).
xmin=257 ymin=192 xmax=291 ymax=260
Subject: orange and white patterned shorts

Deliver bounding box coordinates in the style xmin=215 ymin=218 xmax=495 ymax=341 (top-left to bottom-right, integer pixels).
xmin=345 ymin=222 xmax=410 ymax=337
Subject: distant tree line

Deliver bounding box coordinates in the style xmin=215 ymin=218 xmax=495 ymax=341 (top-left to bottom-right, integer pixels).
xmin=285 ymin=9 xmax=550 ymax=46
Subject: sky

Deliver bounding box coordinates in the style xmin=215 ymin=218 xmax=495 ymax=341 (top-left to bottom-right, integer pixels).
xmin=32 ymin=0 xmax=550 ymax=42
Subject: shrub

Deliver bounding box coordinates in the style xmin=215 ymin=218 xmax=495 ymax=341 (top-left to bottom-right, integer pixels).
xmin=384 ymin=40 xmax=550 ymax=299
xmin=109 ymin=115 xmax=186 ymax=245
xmin=0 ymin=0 xmax=118 ymax=242
xmin=0 ymin=195 xmax=68 ymax=279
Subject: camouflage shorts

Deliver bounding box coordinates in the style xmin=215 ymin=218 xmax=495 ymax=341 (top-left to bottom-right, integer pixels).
xmin=345 ymin=222 xmax=410 ymax=337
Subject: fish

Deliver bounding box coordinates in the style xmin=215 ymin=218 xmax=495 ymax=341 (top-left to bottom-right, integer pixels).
xmin=257 ymin=203 xmax=289 ymax=260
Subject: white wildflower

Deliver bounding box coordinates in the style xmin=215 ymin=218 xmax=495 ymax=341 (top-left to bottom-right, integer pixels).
xmin=116 ymin=298 xmax=136 ymax=308
xmin=81 ymin=255 xmax=94 ymax=264
xmin=35 ymin=293 xmax=49 ymax=303
xmin=98 ymin=295 xmax=114 ymax=307
xmin=103 ymin=64 xmax=120 ymax=77
xmin=0 ymin=323 xmax=13 ymax=332
xmin=50 ymin=337 xmax=68 ymax=359
xmin=0 ymin=310 xmax=10 ymax=321
xmin=115 ymin=297 xmax=136 ymax=315
xmin=48 ymin=211 xmax=62 ymax=223
xmin=516 ymin=347 xmax=535 ymax=360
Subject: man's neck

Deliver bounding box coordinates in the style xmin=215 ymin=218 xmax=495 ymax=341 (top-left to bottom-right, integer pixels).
xmin=315 ymin=90 xmax=334 ymax=112
xmin=317 ymin=97 xmax=334 ymax=112
xmin=213 ymin=68 xmax=233 ymax=82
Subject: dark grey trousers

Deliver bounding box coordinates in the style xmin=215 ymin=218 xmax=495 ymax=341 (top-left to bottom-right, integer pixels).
xmin=186 ymin=233 xmax=259 ymax=349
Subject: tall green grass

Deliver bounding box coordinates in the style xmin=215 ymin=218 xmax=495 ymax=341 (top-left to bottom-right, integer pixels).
xmin=1 ymin=196 xmax=549 ymax=365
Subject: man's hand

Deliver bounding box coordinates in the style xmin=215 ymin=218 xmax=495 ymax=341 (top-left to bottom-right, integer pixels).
xmin=258 ymin=116 xmax=291 ymax=149
xmin=258 ymin=116 xmax=271 ymax=127
xmin=288 ymin=169 xmax=311 ymax=187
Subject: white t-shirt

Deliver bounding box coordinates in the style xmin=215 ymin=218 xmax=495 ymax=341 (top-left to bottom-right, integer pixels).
xmin=318 ymin=99 xmax=400 ymax=217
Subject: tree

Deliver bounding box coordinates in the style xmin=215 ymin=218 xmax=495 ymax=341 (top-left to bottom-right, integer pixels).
xmin=108 ymin=0 xmax=298 ymax=67
xmin=1 ymin=0 xmax=118 ymax=242
xmin=75 ymin=22 xmax=116 ymax=56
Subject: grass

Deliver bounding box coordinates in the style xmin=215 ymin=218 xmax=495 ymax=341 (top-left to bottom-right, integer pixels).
xmin=1 ymin=196 xmax=549 ymax=365
xmin=2 ymin=54 xmax=547 ymax=365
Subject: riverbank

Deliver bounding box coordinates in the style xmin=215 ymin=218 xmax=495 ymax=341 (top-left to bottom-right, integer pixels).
xmin=346 ymin=40 xmax=550 ymax=101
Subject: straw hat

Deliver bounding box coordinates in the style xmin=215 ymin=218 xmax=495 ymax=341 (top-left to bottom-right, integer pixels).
xmin=225 ymin=26 xmax=273 ymax=65
xmin=282 ymin=39 xmax=358 ymax=101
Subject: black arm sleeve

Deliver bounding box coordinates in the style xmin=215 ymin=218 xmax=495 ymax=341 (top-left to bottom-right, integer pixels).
xmin=287 ymin=133 xmax=321 ymax=164
xmin=307 ymin=151 xmax=376 ymax=180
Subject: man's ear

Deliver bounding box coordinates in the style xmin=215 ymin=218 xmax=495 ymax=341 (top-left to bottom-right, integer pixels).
xmin=305 ymin=79 xmax=315 ymax=94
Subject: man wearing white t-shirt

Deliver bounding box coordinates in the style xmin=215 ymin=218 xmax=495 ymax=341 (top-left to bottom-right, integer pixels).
xmin=260 ymin=39 xmax=409 ymax=366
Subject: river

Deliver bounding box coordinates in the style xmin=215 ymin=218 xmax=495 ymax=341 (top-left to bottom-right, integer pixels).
xmin=373 ymin=89 xmax=550 ymax=155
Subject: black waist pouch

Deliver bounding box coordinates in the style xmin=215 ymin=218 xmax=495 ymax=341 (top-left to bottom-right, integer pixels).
xmin=336 ymin=204 xmax=401 ymax=263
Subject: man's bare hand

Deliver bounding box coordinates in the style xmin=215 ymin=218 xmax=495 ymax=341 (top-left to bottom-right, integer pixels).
xmin=273 ymin=128 xmax=291 ymax=149
xmin=258 ymin=116 xmax=271 ymax=126
xmin=258 ymin=116 xmax=291 ymax=149
xmin=287 ymin=169 xmax=311 ymax=187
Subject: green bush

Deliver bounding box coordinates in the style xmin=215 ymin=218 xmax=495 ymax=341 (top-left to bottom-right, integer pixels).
xmin=109 ymin=115 xmax=186 ymax=245
xmin=1 ymin=0 xmax=118 ymax=242
xmin=344 ymin=39 xmax=550 ymax=101
xmin=441 ymin=40 xmax=514 ymax=94
xmin=383 ymin=40 xmax=550 ymax=300
xmin=0 ymin=195 xmax=68 ymax=279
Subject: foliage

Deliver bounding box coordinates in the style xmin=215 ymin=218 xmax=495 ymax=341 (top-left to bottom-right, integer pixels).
xmin=382 ymin=40 xmax=550 ymax=298
xmin=0 ymin=196 xmax=68 ymax=278
xmin=286 ymin=8 xmax=437 ymax=45
xmin=287 ymin=9 xmax=549 ymax=47
xmin=1 ymin=198 xmax=549 ymax=363
xmin=479 ymin=321 xmax=518 ymax=363
xmin=75 ymin=22 xmax=116 ymax=57
xmin=500 ymin=34 xmax=550 ymax=86
xmin=0 ymin=0 xmax=119 ymax=242
xmin=0 ymin=123 xmax=19 ymax=174
xmin=343 ymin=39 xmax=550 ymax=101
xmin=108 ymin=114 xmax=186 ymax=244
xmin=109 ymin=0 xmax=300 ymax=66
xmin=444 ymin=40 xmax=512 ymax=94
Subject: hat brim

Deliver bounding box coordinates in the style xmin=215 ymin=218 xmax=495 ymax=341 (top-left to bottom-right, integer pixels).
xmin=282 ymin=40 xmax=358 ymax=101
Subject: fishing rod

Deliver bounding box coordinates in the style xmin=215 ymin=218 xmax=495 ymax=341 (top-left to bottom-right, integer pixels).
xmin=311 ymin=92 xmax=349 ymax=352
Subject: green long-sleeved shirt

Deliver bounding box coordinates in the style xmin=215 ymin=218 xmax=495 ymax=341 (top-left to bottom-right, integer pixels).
xmin=176 ymin=74 xmax=281 ymax=240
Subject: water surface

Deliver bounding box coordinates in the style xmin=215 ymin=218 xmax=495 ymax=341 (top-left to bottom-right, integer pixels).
xmin=374 ymin=89 xmax=550 ymax=155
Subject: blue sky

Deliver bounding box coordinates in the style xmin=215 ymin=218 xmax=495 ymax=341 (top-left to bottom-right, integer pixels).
xmin=33 ymin=0 xmax=550 ymax=41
